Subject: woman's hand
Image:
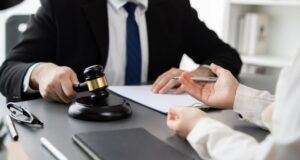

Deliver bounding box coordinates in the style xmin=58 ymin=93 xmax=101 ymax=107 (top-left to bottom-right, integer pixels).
xmin=180 ymin=63 xmax=239 ymax=109
xmin=167 ymin=106 xmax=207 ymax=138
xmin=151 ymin=66 xmax=215 ymax=94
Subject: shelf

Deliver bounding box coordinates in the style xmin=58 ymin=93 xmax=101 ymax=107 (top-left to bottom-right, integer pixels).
xmin=230 ymin=0 xmax=300 ymax=6
xmin=241 ymin=55 xmax=292 ymax=68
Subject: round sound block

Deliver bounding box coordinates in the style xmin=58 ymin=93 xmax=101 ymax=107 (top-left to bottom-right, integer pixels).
xmin=68 ymin=95 xmax=132 ymax=121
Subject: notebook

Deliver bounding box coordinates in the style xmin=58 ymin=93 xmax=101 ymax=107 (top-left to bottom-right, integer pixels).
xmin=72 ymin=128 xmax=194 ymax=160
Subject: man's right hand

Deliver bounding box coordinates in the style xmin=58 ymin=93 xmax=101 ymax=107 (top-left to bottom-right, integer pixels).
xmin=30 ymin=63 xmax=79 ymax=103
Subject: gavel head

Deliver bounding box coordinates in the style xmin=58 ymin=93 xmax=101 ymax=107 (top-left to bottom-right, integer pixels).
xmin=83 ymin=65 xmax=109 ymax=101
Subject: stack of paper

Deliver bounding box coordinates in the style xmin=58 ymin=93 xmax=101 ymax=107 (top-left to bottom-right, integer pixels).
xmin=108 ymin=85 xmax=202 ymax=114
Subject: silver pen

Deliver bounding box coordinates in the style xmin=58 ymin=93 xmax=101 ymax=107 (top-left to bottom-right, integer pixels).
xmin=41 ymin=137 xmax=68 ymax=160
xmin=6 ymin=115 xmax=18 ymax=141
xmin=172 ymin=76 xmax=217 ymax=82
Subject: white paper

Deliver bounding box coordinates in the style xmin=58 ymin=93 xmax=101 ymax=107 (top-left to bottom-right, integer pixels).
xmin=108 ymin=85 xmax=202 ymax=113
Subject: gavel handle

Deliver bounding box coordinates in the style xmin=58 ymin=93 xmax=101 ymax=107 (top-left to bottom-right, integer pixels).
xmin=73 ymin=82 xmax=88 ymax=92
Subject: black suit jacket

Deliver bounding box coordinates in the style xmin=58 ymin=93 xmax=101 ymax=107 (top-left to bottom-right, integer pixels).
xmin=0 ymin=0 xmax=242 ymax=101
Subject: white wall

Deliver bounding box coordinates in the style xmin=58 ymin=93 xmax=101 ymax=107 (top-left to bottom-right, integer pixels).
xmin=0 ymin=0 xmax=40 ymax=64
xmin=190 ymin=0 xmax=229 ymax=41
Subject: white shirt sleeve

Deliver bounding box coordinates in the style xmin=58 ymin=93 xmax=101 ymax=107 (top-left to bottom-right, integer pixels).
xmin=23 ymin=63 xmax=40 ymax=93
xmin=187 ymin=117 xmax=259 ymax=160
xmin=187 ymin=117 xmax=299 ymax=160
xmin=233 ymin=84 xmax=274 ymax=128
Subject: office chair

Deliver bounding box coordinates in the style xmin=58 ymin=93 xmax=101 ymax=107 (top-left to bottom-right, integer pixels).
xmin=5 ymin=15 xmax=30 ymax=57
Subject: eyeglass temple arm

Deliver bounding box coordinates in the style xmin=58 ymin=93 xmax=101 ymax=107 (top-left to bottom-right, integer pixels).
xmin=32 ymin=114 xmax=44 ymax=127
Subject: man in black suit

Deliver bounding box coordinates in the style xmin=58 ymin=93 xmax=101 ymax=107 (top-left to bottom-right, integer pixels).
xmin=0 ymin=0 xmax=242 ymax=103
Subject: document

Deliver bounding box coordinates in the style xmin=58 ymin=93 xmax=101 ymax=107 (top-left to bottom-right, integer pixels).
xmin=108 ymin=85 xmax=202 ymax=113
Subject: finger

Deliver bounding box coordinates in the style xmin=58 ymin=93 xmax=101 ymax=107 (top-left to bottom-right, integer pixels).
xmin=167 ymin=111 xmax=179 ymax=131
xmin=40 ymin=83 xmax=62 ymax=102
xmin=152 ymin=71 xmax=174 ymax=93
xmin=179 ymin=72 xmax=200 ymax=94
xmin=166 ymin=118 xmax=177 ymax=131
xmin=181 ymin=72 xmax=193 ymax=79
xmin=180 ymin=76 xmax=205 ymax=100
xmin=210 ymin=63 xmax=218 ymax=73
xmin=182 ymin=72 xmax=208 ymax=87
xmin=49 ymin=78 xmax=72 ymax=104
xmin=57 ymin=83 xmax=72 ymax=104
xmin=61 ymin=68 xmax=78 ymax=102
xmin=62 ymin=72 xmax=77 ymax=99
xmin=65 ymin=68 xmax=79 ymax=93
xmin=181 ymin=83 xmax=203 ymax=101
xmin=43 ymin=88 xmax=62 ymax=103
xmin=152 ymin=75 xmax=173 ymax=93
xmin=158 ymin=79 xmax=179 ymax=94
xmin=167 ymin=112 xmax=176 ymax=121
xmin=54 ymin=91 xmax=69 ymax=103
xmin=169 ymin=106 xmax=183 ymax=116
xmin=152 ymin=68 xmax=183 ymax=93
xmin=152 ymin=75 xmax=163 ymax=89
xmin=180 ymin=72 xmax=194 ymax=84
xmin=152 ymin=69 xmax=172 ymax=91
xmin=210 ymin=63 xmax=224 ymax=76
xmin=152 ymin=76 xmax=164 ymax=93
xmin=181 ymin=73 xmax=203 ymax=90
xmin=174 ymin=85 xmax=185 ymax=94
xmin=61 ymin=78 xmax=76 ymax=100
xmin=70 ymin=70 xmax=79 ymax=84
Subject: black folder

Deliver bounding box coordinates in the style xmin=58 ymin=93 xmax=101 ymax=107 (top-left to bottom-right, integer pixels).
xmin=72 ymin=128 xmax=194 ymax=160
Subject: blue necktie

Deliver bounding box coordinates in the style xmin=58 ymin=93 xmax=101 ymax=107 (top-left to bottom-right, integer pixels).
xmin=124 ymin=2 xmax=142 ymax=85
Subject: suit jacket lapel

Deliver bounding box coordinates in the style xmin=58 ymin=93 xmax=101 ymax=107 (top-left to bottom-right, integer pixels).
xmin=82 ymin=0 xmax=109 ymax=66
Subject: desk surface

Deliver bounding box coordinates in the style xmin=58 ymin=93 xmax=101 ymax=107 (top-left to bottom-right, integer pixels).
xmin=1 ymin=92 xmax=269 ymax=160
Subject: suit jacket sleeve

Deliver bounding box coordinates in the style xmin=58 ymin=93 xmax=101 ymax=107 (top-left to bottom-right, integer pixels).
xmin=183 ymin=3 xmax=242 ymax=77
xmin=0 ymin=0 xmax=55 ymax=101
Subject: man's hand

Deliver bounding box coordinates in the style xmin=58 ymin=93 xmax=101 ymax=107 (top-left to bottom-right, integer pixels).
xmin=30 ymin=63 xmax=79 ymax=103
xmin=167 ymin=106 xmax=207 ymax=139
xmin=180 ymin=63 xmax=239 ymax=109
xmin=151 ymin=66 xmax=215 ymax=94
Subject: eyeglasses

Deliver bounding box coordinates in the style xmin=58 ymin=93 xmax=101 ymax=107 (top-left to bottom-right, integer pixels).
xmin=7 ymin=102 xmax=44 ymax=127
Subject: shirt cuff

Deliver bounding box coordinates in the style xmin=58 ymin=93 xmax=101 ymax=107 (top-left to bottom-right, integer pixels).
xmin=187 ymin=117 xmax=232 ymax=159
xmin=233 ymin=84 xmax=253 ymax=115
xmin=234 ymin=84 xmax=274 ymax=114
xmin=187 ymin=117 xmax=232 ymax=142
xmin=233 ymin=84 xmax=274 ymax=129
xmin=23 ymin=63 xmax=40 ymax=94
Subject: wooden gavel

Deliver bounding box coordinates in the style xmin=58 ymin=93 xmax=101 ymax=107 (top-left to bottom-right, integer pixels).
xmin=73 ymin=65 xmax=109 ymax=101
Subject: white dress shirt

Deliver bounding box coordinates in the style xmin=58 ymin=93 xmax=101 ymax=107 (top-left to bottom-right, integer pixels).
xmin=186 ymin=52 xmax=300 ymax=160
xmin=23 ymin=0 xmax=149 ymax=92
xmin=105 ymin=0 xmax=148 ymax=85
